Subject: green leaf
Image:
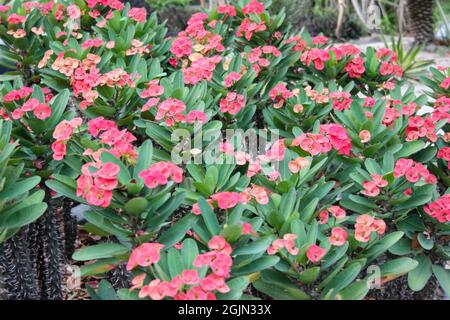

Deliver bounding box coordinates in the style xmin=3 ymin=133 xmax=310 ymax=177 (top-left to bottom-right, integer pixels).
xmin=46 ymin=89 xmax=70 ymax=130
xmin=97 ymin=280 xmax=117 ymax=300
xmin=408 ymin=255 xmax=432 ymax=291
xmin=4 ymin=202 xmax=47 ymax=228
xmin=232 ymin=256 xmax=280 ymax=276
xmin=198 ymin=197 xmax=220 ymax=237
xmin=417 ymin=233 xmax=434 ymax=250
xmin=181 ymin=238 xmax=199 ymax=270
xmin=0 ymin=176 xmax=40 ymax=201
xmin=432 ymin=265 xmax=450 ymax=296
xmin=322 ymin=262 xmax=362 ymax=298
xmin=253 ymin=278 xmax=310 ymax=300
xmin=298 ymin=267 xmax=320 ymax=284
xmin=158 ymin=214 xmax=198 ymax=247
xmin=395 ymin=140 xmax=426 ymax=158
xmin=364 ymin=231 xmax=404 ymax=263
xmin=233 ymin=236 xmax=274 ymax=256
xmin=72 ymin=243 xmax=129 ymax=261
xmin=134 ymin=140 xmax=153 ymax=183
xmin=336 ymin=280 xmax=369 ymax=300
xmin=380 ymin=257 xmax=418 ymax=279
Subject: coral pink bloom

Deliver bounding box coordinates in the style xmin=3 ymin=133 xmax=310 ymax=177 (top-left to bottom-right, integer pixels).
xmin=211 ymin=192 xmax=240 ymax=209
xmin=242 ymin=222 xmax=256 ymax=235
xmin=242 ymin=0 xmax=265 ymax=14
xmin=187 ymin=110 xmax=207 ymax=124
xmin=318 ymin=210 xmax=329 ymax=224
xmin=329 ymin=227 xmax=348 ymax=246
xmin=217 ymin=4 xmax=236 ymax=16
xmin=84 ymin=186 xmax=112 ymax=207
xmin=288 ymin=157 xmax=309 ymax=174
xmin=128 ymin=7 xmax=147 ymax=23
xmin=328 ymin=205 xmax=346 ymax=219
xmin=371 ymin=219 xmax=386 ymax=235
xmin=359 ymin=130 xmax=371 ymax=143
xmin=126 ymin=243 xmax=165 ymax=271
xmin=356 ymin=214 xmax=375 ymax=228
xmin=355 ymin=227 xmax=371 ymax=242
xmin=224 ymin=72 xmax=241 ymax=87
xmin=33 ymin=103 xmax=52 ymax=120
xmin=130 ymin=274 xmax=146 ymax=290
xmin=306 ymin=245 xmax=326 ymax=263
xmin=371 ymin=174 xmax=388 ymax=187
xmin=51 ymin=141 xmax=67 ymax=161
xmin=181 ymin=269 xmax=199 ymax=285
xmin=208 ymin=236 xmax=232 ymax=255
xmin=362 ymin=181 xmax=380 ymax=197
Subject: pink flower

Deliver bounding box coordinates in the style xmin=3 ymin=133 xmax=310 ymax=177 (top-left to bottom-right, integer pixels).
xmin=217 ymin=5 xmax=236 ymax=17
xmin=288 ymin=157 xmax=309 ymax=174
xmin=242 ymin=223 xmax=256 ymax=235
xmin=328 ymin=205 xmax=346 ymax=219
xmin=67 ymin=4 xmax=81 ymax=20
xmin=312 ymin=35 xmax=328 ymax=45
xmin=224 ymin=72 xmax=241 ymax=87
xmin=52 ymin=141 xmax=67 ymax=161
xmin=330 ymin=91 xmax=352 ymax=111
xmin=424 ymin=194 xmax=450 ymax=223
xmin=219 ymin=92 xmax=245 ymax=115
xmin=242 ymin=0 xmax=265 ymax=15
xmin=362 ymin=181 xmax=380 ymax=197
xmin=306 ymin=245 xmax=326 ymax=263
xmin=208 ymin=236 xmax=232 ymax=255
xmin=440 ymin=77 xmax=450 ymax=90
xmin=354 ymin=214 xmax=386 ymax=243
xmin=329 ymin=227 xmax=348 ymax=246
xmin=345 ymin=56 xmax=365 ymax=78
xmin=267 ymin=234 xmax=299 ymax=256
xmin=370 ymin=174 xmax=388 ymax=187
xmin=170 ymin=36 xmax=192 ymax=58
xmin=318 ymin=210 xmax=329 ymax=224
xmin=187 ymin=110 xmax=207 ymax=124
xmin=181 ymin=269 xmax=200 ymax=285
xmin=127 ymin=243 xmax=165 ymax=271
xmin=211 ymin=192 xmax=240 ymax=209
xmin=139 ymin=162 xmax=184 ymax=188
xmin=359 ymin=130 xmax=371 ymax=143
xmin=128 ymin=7 xmax=147 ymax=23
xmin=291 ymin=133 xmax=331 ymax=155
xmin=236 ymin=18 xmax=266 ymax=41
xmin=33 ymin=103 xmax=52 ymax=120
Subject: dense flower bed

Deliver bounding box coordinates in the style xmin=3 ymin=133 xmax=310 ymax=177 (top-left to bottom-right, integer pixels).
xmin=0 ymin=0 xmax=449 ymax=300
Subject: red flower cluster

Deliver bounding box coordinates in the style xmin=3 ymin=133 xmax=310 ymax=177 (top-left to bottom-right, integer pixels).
xmin=362 ymin=174 xmax=388 ymax=197
xmin=52 ymin=117 xmax=83 ymax=160
xmin=437 ymin=147 xmax=450 ymax=169
xmin=405 ymin=115 xmax=437 ymax=142
xmin=330 ymin=91 xmax=352 ymax=111
xmin=219 ymin=92 xmax=245 ymax=115
xmin=269 ymin=83 xmax=295 ymax=109
xmin=129 ymin=236 xmax=233 ymax=300
xmin=86 ymin=117 xmax=138 ymax=162
xmin=76 ymin=161 xmax=120 ymax=207
xmin=394 ymin=159 xmax=436 ymax=184
xmin=138 ymin=161 xmax=184 ymax=189
xmin=267 ymin=234 xmax=299 ymax=256
xmin=11 ymin=97 xmax=51 ymax=120
xmin=320 ymin=123 xmax=352 ymax=155
xmin=424 ymin=194 xmax=450 ymax=223
xmin=355 ymin=214 xmax=386 ymax=243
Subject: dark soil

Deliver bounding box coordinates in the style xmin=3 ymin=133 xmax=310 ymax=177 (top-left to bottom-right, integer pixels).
xmin=366 ymin=274 xmax=445 ymax=300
